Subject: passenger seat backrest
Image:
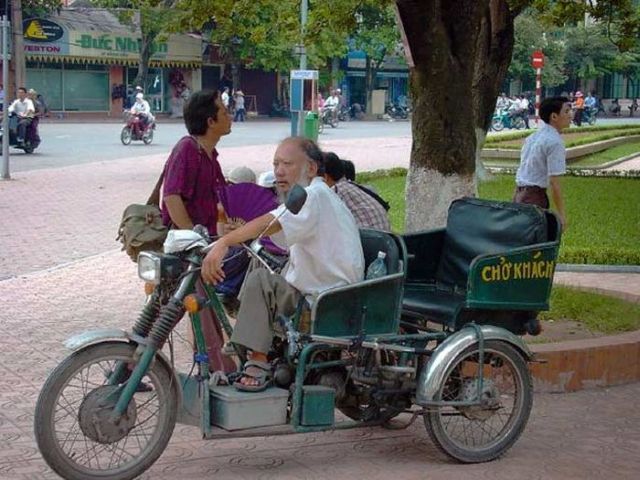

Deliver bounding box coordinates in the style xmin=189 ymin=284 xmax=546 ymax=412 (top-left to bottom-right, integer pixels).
xmin=360 ymin=229 xmax=401 ymax=275
xmin=435 ymin=197 xmax=548 ymax=289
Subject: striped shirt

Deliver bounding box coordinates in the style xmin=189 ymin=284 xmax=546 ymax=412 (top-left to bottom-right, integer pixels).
xmin=332 ymin=178 xmax=391 ymax=231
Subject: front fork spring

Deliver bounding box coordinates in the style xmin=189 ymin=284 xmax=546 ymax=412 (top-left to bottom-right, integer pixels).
xmin=132 ymin=293 xmax=161 ymax=338
xmin=147 ymin=299 xmax=185 ymax=350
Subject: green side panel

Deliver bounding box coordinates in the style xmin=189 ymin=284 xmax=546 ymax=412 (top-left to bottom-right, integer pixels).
xmin=301 ymin=385 xmax=335 ymax=426
xmin=175 ymin=373 xmax=201 ymax=428
xmin=467 ymin=243 xmax=559 ymax=311
xmin=311 ymin=274 xmax=403 ymax=336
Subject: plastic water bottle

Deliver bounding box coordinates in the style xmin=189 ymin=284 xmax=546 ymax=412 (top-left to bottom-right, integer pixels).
xmin=366 ymin=251 xmax=387 ymax=280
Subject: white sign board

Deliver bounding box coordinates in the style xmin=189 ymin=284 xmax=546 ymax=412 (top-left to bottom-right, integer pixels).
xmin=291 ymin=69 xmax=318 ymax=80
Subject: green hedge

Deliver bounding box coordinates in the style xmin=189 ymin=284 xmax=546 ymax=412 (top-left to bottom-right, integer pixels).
xmin=484 ymin=124 xmax=640 ymax=149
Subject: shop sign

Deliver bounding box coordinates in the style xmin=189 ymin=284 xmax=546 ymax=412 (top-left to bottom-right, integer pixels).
xmin=76 ymin=34 xmax=169 ymax=56
xmin=23 ymin=18 xmax=64 ymax=43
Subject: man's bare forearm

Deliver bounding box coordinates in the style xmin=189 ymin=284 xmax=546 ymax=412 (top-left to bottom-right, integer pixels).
xmin=549 ymin=176 xmax=566 ymax=227
xmin=164 ymin=195 xmax=193 ymax=229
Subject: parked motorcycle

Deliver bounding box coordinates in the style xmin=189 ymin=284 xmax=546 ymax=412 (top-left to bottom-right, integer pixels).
xmin=385 ymin=103 xmax=409 ymax=119
xmin=0 ymin=112 xmax=41 ymax=154
xmin=121 ymin=111 xmax=155 ymax=145
xmin=490 ymin=108 xmax=526 ymax=131
xmin=34 ymin=188 xmax=562 ymax=480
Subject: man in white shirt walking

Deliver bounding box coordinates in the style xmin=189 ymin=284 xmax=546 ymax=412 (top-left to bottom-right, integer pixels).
xmin=8 ymin=87 xmax=35 ymax=144
xmin=513 ymin=96 xmax=572 ymax=230
xmin=202 ymin=137 xmax=364 ymax=391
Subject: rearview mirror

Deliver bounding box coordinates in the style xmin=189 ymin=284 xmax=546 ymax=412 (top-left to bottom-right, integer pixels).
xmin=285 ymin=184 xmax=307 ymax=215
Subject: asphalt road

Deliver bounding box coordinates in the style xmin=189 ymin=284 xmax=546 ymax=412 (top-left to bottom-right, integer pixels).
xmin=3 ymin=115 xmax=640 ymax=173
xmin=3 ymin=118 xmax=413 ymax=173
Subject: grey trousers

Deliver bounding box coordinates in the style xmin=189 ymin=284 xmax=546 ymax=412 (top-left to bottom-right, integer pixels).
xmin=230 ymin=269 xmax=302 ymax=353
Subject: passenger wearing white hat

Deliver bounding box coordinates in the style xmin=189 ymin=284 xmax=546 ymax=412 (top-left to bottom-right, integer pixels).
xmin=227 ymin=166 xmax=256 ymax=184
xmin=257 ymin=170 xmax=275 ymax=188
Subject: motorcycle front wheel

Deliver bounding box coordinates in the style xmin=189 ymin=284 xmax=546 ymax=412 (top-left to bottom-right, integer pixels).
xmin=424 ymin=340 xmax=532 ymax=463
xmin=34 ymin=342 xmax=178 ymax=480
xmin=120 ymin=127 xmax=132 ymax=145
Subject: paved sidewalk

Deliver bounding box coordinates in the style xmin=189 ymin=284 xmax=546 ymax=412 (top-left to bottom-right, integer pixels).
xmin=0 ymin=137 xmax=410 ymax=279
xmin=0 ymin=252 xmax=638 ymax=479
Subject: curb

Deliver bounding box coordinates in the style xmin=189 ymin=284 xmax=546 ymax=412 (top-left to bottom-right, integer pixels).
xmin=530 ymin=330 xmax=640 ymax=393
xmin=556 ymin=263 xmax=640 ymax=273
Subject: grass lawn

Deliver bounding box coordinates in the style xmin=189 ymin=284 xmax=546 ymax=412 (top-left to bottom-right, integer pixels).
xmin=363 ymin=172 xmax=640 ymax=265
xmin=568 ymin=141 xmax=640 ymax=167
xmin=540 ymin=286 xmax=640 ymax=334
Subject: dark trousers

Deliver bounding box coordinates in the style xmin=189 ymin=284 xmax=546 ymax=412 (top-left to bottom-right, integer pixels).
xmin=574 ymin=109 xmax=583 ymax=126
xmin=234 ymin=108 xmax=245 ymax=122
xmin=17 ymin=117 xmax=32 ymax=141
xmin=513 ymin=186 xmax=549 ymax=209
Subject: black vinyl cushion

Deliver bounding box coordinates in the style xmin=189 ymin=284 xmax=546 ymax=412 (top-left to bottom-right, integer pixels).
xmin=402 ymin=284 xmax=463 ymax=323
xmin=435 ymin=197 xmax=548 ymax=288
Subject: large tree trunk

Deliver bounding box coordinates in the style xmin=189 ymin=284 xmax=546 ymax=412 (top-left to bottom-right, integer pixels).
xmin=396 ymin=0 xmax=519 ymax=231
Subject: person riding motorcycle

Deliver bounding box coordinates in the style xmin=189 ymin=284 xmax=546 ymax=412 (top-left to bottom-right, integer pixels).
xmin=130 ymin=92 xmax=154 ymax=130
xmin=324 ymin=90 xmax=340 ymax=122
xmin=7 ymin=87 xmax=35 ymax=145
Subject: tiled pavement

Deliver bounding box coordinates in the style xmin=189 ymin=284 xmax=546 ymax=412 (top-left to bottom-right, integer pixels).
xmin=1 ymin=140 xmax=639 ymax=479
xmin=0 ymin=251 xmax=639 ymax=479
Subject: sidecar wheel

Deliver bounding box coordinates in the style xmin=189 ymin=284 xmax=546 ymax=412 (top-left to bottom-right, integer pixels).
xmin=34 ymin=342 xmax=178 ymax=480
xmin=424 ymin=340 xmax=532 ymax=463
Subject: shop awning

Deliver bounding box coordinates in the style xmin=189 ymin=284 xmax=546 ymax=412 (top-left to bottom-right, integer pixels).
xmin=24 ymin=8 xmax=202 ymax=68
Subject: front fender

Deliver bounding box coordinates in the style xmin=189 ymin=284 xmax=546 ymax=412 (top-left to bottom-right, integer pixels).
xmin=416 ymin=325 xmax=533 ymax=406
xmin=63 ymin=328 xmax=183 ymax=410
xmin=64 ymin=328 xmax=131 ymax=351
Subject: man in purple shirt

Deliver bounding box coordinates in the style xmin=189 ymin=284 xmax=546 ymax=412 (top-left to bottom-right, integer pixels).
xmin=161 ymin=89 xmax=235 ymax=373
xmin=162 ymin=90 xmax=232 ymax=235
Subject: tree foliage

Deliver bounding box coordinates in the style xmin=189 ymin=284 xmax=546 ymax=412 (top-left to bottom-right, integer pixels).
xmin=88 ymin=0 xmax=178 ymax=87
xmin=22 ymin=0 xmax=62 ymax=17
xmin=509 ymin=11 xmax=567 ymax=87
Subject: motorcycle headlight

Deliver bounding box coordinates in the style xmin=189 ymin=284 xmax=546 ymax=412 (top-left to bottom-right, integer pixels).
xmin=138 ymin=252 xmax=162 ymax=284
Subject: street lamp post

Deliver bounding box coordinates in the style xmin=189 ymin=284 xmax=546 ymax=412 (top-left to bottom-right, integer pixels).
xmin=1 ymin=14 xmax=10 ymax=180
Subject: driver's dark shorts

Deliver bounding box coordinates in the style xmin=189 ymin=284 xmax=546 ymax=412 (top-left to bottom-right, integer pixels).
xmin=513 ymin=185 xmax=549 ymax=209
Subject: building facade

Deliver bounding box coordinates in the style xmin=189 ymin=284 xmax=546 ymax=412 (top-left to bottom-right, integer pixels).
xmin=23 ymin=8 xmax=202 ymax=116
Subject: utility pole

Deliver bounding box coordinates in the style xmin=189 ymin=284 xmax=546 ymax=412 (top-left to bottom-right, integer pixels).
xmin=296 ymin=0 xmax=308 ymax=137
xmin=11 ymin=0 xmax=24 ymax=89
xmin=2 ymin=14 xmax=10 ymax=180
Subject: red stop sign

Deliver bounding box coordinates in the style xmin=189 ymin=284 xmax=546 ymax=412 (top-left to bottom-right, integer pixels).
xmin=531 ymin=50 xmax=545 ymax=69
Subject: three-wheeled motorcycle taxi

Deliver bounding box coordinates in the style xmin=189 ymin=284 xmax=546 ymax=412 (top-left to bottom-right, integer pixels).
xmin=34 ymin=191 xmax=561 ymax=480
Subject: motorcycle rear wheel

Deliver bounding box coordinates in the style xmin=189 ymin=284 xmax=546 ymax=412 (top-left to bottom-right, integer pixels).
xmin=513 ymin=117 xmax=526 ymax=130
xmin=34 ymin=342 xmax=178 ymax=480
xmin=490 ymin=118 xmax=504 ymax=132
xmin=424 ymin=340 xmax=532 ymax=463
xmin=121 ymin=127 xmax=132 ymax=145
xmin=143 ymin=128 xmax=154 ymax=145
